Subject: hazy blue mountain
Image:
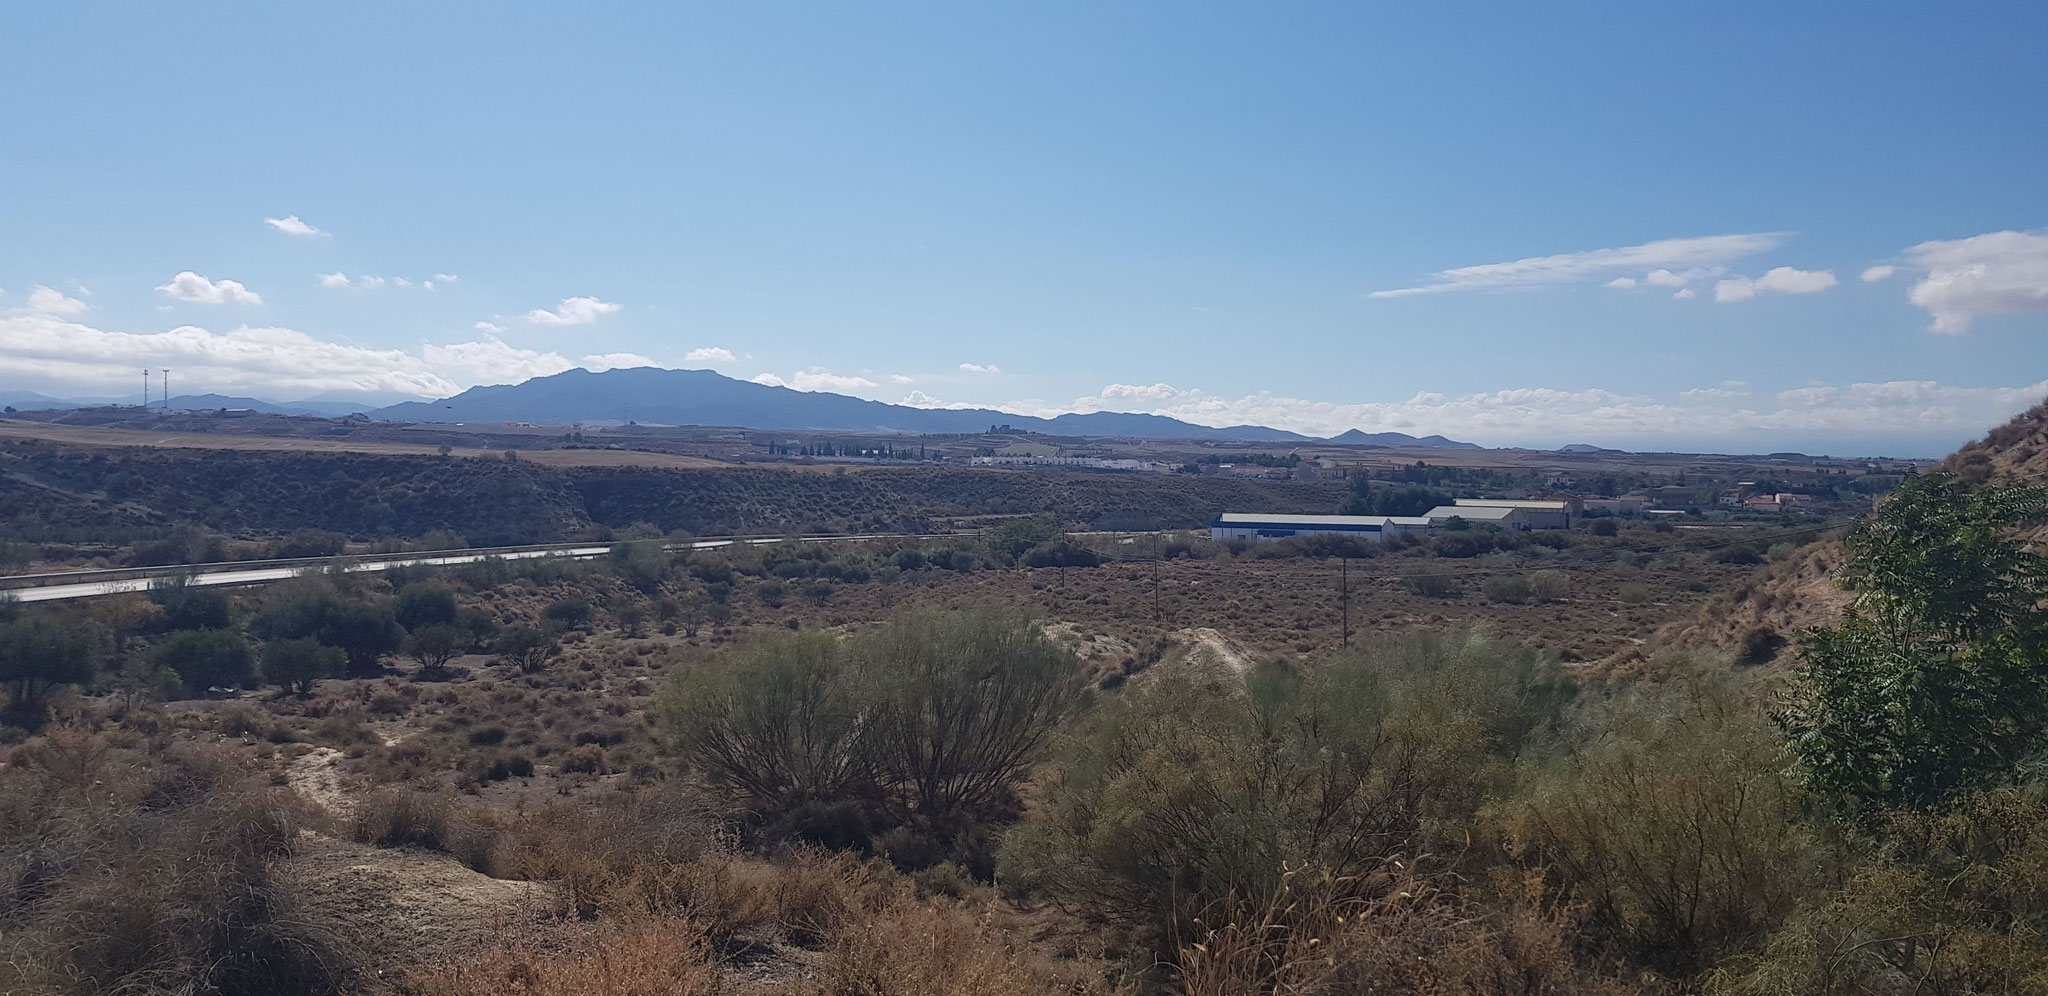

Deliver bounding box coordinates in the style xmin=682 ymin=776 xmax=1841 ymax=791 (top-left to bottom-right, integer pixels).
xmin=373 ymin=367 xmax=1474 ymax=446
xmin=164 ymin=394 xmax=318 ymax=414
xmin=0 ymin=390 xmax=86 ymax=410
xmin=292 ymin=389 xmax=436 ymax=410
xmin=1326 ymin=427 xmax=1482 ymax=449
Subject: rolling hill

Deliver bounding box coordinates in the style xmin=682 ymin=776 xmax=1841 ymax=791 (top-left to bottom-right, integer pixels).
xmin=374 ymin=366 xmax=1475 ymax=446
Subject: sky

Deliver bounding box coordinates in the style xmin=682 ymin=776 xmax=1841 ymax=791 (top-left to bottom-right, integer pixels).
xmin=3 ymin=3 xmax=2046 ymax=456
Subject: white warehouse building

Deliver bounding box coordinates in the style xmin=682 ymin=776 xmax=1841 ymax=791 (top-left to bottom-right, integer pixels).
xmin=1423 ymin=499 xmax=1571 ymax=531
xmin=1450 ymin=498 xmax=1572 ymax=529
xmin=1210 ymin=513 xmax=1395 ymax=541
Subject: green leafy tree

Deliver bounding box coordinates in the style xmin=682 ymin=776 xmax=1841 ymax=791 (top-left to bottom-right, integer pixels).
xmin=394 ymin=582 xmax=458 ymax=631
xmin=264 ymin=638 xmax=346 ymax=696
xmin=147 ymin=577 xmax=232 ymax=631
xmin=0 ymin=614 xmax=108 ymax=715
xmin=318 ymin=601 xmax=405 ymax=675
xmin=405 ymin=624 xmax=465 ymax=674
xmin=495 ymin=625 xmax=557 ymax=673
xmin=1781 ymin=472 xmax=2048 ymax=809
xmin=154 ymin=628 xmax=256 ymax=695
xmin=542 ymin=598 xmax=594 ymax=632
xmin=983 ymin=516 xmax=1063 ymax=566
xmin=610 ymin=539 xmax=672 ymax=593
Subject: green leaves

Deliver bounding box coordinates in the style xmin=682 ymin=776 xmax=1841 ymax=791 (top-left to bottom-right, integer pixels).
xmin=1784 ymin=472 xmax=2048 ymax=810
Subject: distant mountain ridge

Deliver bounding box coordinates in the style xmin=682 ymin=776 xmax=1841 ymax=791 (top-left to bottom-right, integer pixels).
xmin=373 ymin=367 xmax=1480 ymax=447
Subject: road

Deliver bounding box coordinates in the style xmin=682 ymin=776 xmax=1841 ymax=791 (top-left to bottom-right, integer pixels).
xmin=2 ymin=535 xmax=888 ymax=604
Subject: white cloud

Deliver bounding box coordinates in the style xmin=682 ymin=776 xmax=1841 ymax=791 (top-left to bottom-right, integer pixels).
xmin=958 ymin=362 xmax=1002 ymax=374
xmin=1680 ymin=383 xmax=1749 ymax=401
xmin=1644 ymin=268 xmax=1689 ymax=288
xmin=1672 ymin=287 xmax=1696 ymax=300
xmin=0 ymin=312 xmax=456 ymax=397
xmin=420 ymin=339 xmax=573 ymax=386
xmin=888 ymin=374 xmax=914 ymax=384
xmin=432 ymin=274 xmax=458 ymax=283
xmin=1861 ymin=264 xmax=1897 ymax=283
xmin=358 ymin=275 xmax=387 ymax=290
xmin=1605 ymin=277 xmax=1636 ymax=290
xmin=684 ymin=346 xmax=736 ymax=365
xmin=1098 ymin=382 xmax=1182 ymax=402
xmin=264 ymin=215 xmax=327 ymax=238
xmin=1714 ymin=279 xmax=1756 ymax=303
xmin=1369 ymin=232 xmax=1781 ymax=297
xmin=751 ymin=368 xmax=878 ymax=392
xmin=157 ymin=271 xmax=262 ymax=305
xmin=1715 ymin=266 xmax=1837 ymax=303
xmin=474 ymin=321 xmax=505 ymax=335
xmin=1756 ymin=266 xmax=1838 ymax=294
xmin=26 ymin=285 xmax=89 ymax=316
xmin=582 ymin=352 xmax=657 ymax=371
xmin=527 ymin=296 xmax=621 ymax=326
xmin=393 ymin=277 xmax=412 ymax=288
xmin=318 ymin=272 xmax=351 ymax=289
xmin=1902 ymin=230 xmax=2048 ymax=334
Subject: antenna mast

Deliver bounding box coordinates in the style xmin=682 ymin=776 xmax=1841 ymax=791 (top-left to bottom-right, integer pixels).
xmin=142 ymin=369 xmax=150 ymax=409
xmin=161 ymin=369 xmax=170 ymax=411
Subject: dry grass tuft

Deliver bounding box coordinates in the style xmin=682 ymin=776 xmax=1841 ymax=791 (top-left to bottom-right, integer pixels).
xmin=400 ymin=918 xmax=722 ymax=995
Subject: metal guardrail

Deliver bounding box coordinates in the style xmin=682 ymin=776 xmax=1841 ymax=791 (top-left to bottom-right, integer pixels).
xmin=0 ymin=532 xmax=915 ymax=592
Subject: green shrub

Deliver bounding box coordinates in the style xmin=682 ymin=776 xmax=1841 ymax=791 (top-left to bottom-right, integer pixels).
xmin=1782 ymin=472 xmax=2048 ymax=809
xmin=394 ymin=582 xmax=458 ymax=631
xmin=1504 ymin=681 xmax=1815 ymax=976
xmin=543 ymin=598 xmax=594 ymax=632
xmin=153 ymin=628 xmax=256 ymax=696
xmin=263 ymin=638 xmax=346 ymax=695
xmin=0 ymin=613 xmax=107 ymax=716
xmin=495 ymin=625 xmax=556 ymax=673
xmin=999 ymin=631 xmax=1572 ymax=950
xmin=1711 ymin=786 xmax=2048 ymax=994
xmin=663 ymin=608 xmax=1084 ymax=861
xmin=1485 ymin=575 xmax=1535 ymax=603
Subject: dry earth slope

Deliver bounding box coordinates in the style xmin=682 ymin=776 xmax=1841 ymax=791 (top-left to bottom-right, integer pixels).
xmin=1647 ymin=397 xmax=2048 ymax=667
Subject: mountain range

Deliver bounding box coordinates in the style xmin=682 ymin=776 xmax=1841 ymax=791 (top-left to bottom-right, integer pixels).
xmin=373 ymin=367 xmax=1481 ymax=447
xmin=3 ymin=368 xmax=1481 ymax=448
xmin=0 ymin=390 xmax=395 ymax=417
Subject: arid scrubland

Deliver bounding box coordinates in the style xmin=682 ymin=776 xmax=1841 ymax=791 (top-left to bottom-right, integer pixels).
xmin=5 ymin=417 xmax=2048 ymax=994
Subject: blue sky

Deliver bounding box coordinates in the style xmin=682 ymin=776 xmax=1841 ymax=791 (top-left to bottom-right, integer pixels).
xmin=3 ymin=3 xmax=2045 ymax=455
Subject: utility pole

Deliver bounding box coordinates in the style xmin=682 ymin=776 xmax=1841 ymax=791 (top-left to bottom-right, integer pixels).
xmin=1152 ymin=530 xmax=1163 ymax=624
xmin=1339 ymin=556 xmax=1351 ymax=650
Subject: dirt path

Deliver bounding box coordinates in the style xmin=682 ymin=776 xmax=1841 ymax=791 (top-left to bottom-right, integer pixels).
xmin=286 ymin=746 xmax=355 ymax=821
xmin=279 ymin=835 xmax=561 ymax=970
